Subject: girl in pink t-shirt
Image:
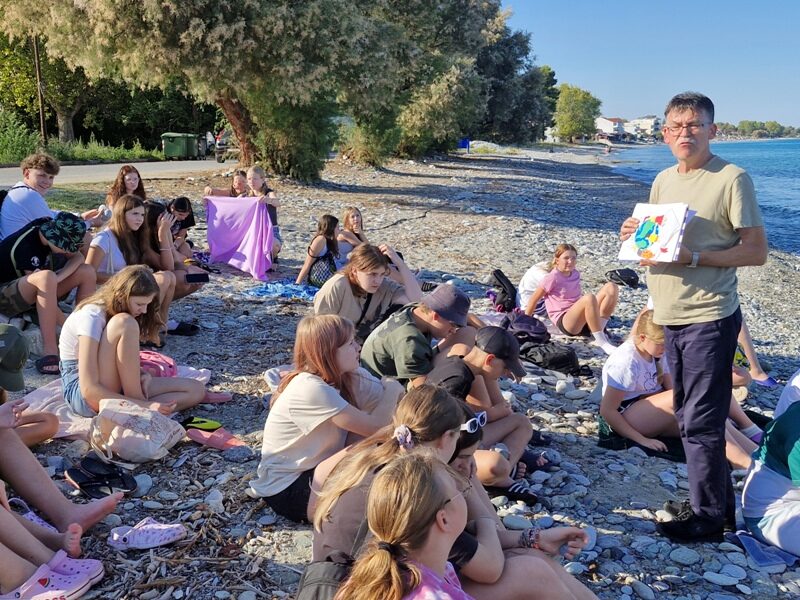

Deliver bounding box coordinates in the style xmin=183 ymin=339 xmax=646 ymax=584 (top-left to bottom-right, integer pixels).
xmin=334 ymin=453 xmax=474 ymax=600
xmin=524 ymin=243 xmax=619 ymax=355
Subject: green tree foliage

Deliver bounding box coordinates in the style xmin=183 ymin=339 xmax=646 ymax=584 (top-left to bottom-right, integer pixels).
xmin=0 ymin=108 xmax=39 ymax=162
xmin=472 ymin=27 xmax=558 ymax=144
xmin=554 ymin=84 xmax=601 ymax=141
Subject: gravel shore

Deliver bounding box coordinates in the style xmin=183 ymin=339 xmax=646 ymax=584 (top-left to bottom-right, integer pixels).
xmin=15 ymin=146 xmax=800 ymax=599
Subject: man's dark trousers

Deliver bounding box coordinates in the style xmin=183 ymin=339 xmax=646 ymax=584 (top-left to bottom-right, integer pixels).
xmin=664 ymin=307 xmax=742 ymax=524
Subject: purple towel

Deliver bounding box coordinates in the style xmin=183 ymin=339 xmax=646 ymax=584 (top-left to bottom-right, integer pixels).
xmin=205 ymin=196 xmax=273 ymax=280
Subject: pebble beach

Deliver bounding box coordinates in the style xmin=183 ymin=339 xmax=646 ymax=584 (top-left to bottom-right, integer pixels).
xmin=15 ymin=145 xmax=800 ymax=599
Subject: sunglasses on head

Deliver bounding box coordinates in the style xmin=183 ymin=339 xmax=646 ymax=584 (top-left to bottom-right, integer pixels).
xmin=460 ymin=411 xmax=487 ymax=433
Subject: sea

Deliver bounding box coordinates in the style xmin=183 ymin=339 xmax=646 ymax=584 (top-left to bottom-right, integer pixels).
xmin=611 ymin=138 xmax=800 ymax=255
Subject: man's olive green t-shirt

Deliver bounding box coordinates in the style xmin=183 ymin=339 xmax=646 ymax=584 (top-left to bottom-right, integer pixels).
xmin=647 ymin=156 xmax=763 ymax=326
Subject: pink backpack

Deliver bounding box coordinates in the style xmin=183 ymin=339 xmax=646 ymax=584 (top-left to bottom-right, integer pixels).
xmin=139 ymin=350 xmax=177 ymax=378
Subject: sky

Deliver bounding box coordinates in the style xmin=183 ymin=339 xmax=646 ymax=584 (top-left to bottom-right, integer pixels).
xmin=502 ymin=0 xmax=799 ymax=126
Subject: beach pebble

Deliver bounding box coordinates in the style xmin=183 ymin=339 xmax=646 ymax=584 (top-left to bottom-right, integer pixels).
xmin=565 ymin=389 xmax=587 ymax=399
xmin=719 ymin=564 xmax=747 ymax=581
xmin=223 ymin=446 xmax=256 ymax=463
xmin=502 ymin=515 xmax=532 ymax=530
xmin=658 ymin=471 xmax=678 ymax=489
xmin=132 ymin=474 xmax=153 ymax=497
xmin=238 ymin=593 xmax=257 ymax=600
xmin=630 ymin=580 xmax=655 ymax=600
xmin=490 ymin=496 xmax=508 ymax=507
xmin=735 ymin=584 xmax=752 ymax=595
xmin=536 ymin=516 xmax=555 ymax=528
xmin=704 ymin=571 xmax=740 ymax=586
xmin=158 ymin=491 xmax=179 ymax=501
xmin=103 ymin=514 xmax=123 ymax=527
xmin=205 ymin=489 xmax=225 ymax=514
xmin=258 ymin=513 xmax=278 ymax=527
xmin=564 ymin=562 xmax=586 ymax=575
xmin=718 ymin=542 xmax=744 ymax=553
xmin=143 ymin=501 xmax=164 ymax=510
xmin=583 ymin=526 xmax=597 ymax=551
xmin=669 ymin=547 xmax=701 ymax=566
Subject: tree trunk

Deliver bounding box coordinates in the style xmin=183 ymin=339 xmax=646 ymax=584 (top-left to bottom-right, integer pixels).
xmin=55 ymin=109 xmax=76 ymax=143
xmin=216 ymin=93 xmax=258 ymax=166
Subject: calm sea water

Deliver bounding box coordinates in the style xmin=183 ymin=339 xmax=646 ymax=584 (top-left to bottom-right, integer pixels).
xmin=612 ymin=138 xmax=800 ymax=254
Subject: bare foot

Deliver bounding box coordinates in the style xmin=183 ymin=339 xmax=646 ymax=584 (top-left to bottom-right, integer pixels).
xmin=60 ymin=493 xmax=123 ymax=532
xmin=515 ymin=461 xmax=528 ymax=479
xmin=62 ymin=523 xmax=83 ymax=558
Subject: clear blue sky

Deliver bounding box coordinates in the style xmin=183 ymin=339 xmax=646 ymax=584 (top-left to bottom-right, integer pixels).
xmin=502 ymin=0 xmax=799 ymax=126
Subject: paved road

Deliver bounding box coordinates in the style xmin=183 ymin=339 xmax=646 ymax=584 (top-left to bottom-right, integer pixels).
xmin=0 ymin=159 xmax=233 ymax=186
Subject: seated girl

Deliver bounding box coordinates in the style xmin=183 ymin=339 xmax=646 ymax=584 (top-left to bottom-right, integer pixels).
xmin=600 ymin=310 xmax=759 ymax=470
xmin=313 ymin=244 xmax=422 ymax=343
xmin=334 ymin=453 xmax=474 ymax=600
xmin=106 ymin=165 xmax=146 ymax=207
xmin=247 ymin=314 xmax=402 ymax=523
xmin=0 ymin=401 xmax=105 ymax=599
xmin=144 ymin=201 xmax=205 ymax=304
xmin=524 ymin=243 xmax=618 ymax=355
xmin=296 ymin=214 xmax=340 ymax=287
xmin=240 ymin=166 xmax=281 ymax=260
xmin=166 ymin=197 xmax=197 ymax=260
xmin=336 ymin=207 xmax=368 ymax=268
xmin=203 ymin=169 xmax=248 ymax=198
xmin=59 ymin=265 xmax=210 ymax=418
xmin=742 ymin=401 xmax=800 ymax=556
xmin=448 ymin=406 xmax=599 ymax=600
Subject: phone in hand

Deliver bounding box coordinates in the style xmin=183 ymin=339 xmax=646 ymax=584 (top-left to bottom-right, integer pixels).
xmin=185 ymin=272 xmax=210 ymax=284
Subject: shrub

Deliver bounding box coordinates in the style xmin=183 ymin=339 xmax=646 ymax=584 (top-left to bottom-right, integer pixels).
xmin=337 ymin=121 xmax=400 ymax=167
xmin=0 ymin=109 xmax=40 ymax=163
xmin=44 ymin=135 xmax=163 ymax=162
xmin=395 ymin=60 xmax=486 ymax=158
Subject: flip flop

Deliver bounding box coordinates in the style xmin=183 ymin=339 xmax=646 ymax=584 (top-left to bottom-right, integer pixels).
xmin=752 ymin=376 xmax=779 ymax=389
xmin=108 ymin=517 xmax=187 ymax=550
xmin=65 ymin=465 xmax=138 ymax=500
xmin=168 ymin=321 xmax=200 ymax=336
xmin=181 ymin=416 xmax=222 ymax=431
xmin=202 ymin=390 xmax=234 ymax=404
xmin=35 ymin=354 xmax=60 ymax=375
xmin=186 ymin=427 xmax=246 ymax=450
xmin=520 ymin=448 xmax=550 ymax=472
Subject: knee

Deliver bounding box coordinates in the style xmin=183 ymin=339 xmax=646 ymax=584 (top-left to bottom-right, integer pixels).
xmin=510 ymin=412 xmax=533 ymax=431
xmin=30 ymin=269 xmax=57 ymax=289
xmin=76 ymin=264 xmax=96 ymax=285
xmin=41 ymin=413 xmax=60 ymax=439
xmin=583 ymin=293 xmax=597 ymax=305
xmin=604 ymin=282 xmax=619 ymax=296
xmin=106 ymin=312 xmax=139 ymax=336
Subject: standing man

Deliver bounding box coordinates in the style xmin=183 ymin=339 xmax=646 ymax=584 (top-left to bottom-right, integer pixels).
xmin=620 ymin=92 xmax=767 ymax=543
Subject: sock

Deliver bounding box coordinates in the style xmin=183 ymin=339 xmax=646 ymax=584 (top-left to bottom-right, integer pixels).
xmin=592 ymin=331 xmax=616 ymax=355
xmin=601 ymin=317 xmax=609 ymax=330
xmin=167 ymin=318 xmax=179 ymax=331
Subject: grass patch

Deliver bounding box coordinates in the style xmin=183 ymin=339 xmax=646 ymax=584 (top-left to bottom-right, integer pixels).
xmin=47 ymin=188 xmax=106 ymax=213
xmin=470 ymin=145 xmax=521 ymax=155
xmin=46 ymin=137 xmax=163 ymax=162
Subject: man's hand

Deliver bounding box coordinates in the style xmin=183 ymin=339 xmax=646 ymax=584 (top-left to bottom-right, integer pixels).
xmin=619 ymin=217 xmax=640 ymax=242
xmin=639 ymin=437 xmax=668 ymax=452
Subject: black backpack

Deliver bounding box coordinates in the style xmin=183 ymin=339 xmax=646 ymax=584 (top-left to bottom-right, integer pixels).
xmin=294 ymin=520 xmax=369 ymax=600
xmin=501 ymin=312 xmax=551 ymax=346
xmin=519 ymin=341 xmax=580 ymax=376
xmin=488 ymin=268 xmax=517 ymax=312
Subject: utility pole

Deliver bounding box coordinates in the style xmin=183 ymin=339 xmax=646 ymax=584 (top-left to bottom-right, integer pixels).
xmin=31 ymin=36 xmax=47 ymax=146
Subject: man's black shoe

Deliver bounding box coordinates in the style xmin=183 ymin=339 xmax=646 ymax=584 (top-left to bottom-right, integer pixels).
xmin=663 ymin=499 xmax=737 ymax=532
xmin=657 ymin=514 xmax=724 ymax=543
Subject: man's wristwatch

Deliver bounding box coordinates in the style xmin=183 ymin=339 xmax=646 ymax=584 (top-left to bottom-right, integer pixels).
xmin=687 ymin=251 xmax=700 ymax=268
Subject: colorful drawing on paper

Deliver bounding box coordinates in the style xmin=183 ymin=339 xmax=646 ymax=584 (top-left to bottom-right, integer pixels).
xmin=634 ymin=215 xmax=665 ymax=259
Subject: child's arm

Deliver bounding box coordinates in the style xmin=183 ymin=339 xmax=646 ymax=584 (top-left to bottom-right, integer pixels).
xmin=599 ymin=386 xmax=667 ymax=452
xmin=466 ymin=376 xmax=511 ymax=421
xmin=524 ymin=286 xmax=546 ymax=316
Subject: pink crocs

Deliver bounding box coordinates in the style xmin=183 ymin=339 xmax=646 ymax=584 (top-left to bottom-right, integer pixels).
xmin=0 ymin=564 xmax=92 ymax=600
xmin=108 ymin=517 xmax=187 ymax=550
xmin=48 ymin=550 xmax=104 ymax=585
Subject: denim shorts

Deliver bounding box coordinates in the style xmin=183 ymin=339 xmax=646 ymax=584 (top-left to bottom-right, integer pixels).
xmin=60 ymin=358 xmax=96 ymax=417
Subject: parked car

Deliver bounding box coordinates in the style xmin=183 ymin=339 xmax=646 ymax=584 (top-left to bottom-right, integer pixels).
xmin=214 ymin=128 xmax=240 ymax=163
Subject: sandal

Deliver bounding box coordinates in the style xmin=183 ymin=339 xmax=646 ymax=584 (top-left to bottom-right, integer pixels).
xmin=48 ymin=549 xmax=105 ymax=585
xmin=8 ymin=498 xmax=59 ymax=533
xmin=520 ymin=449 xmax=550 ymax=472
xmin=752 ymin=375 xmax=779 ymax=389
xmin=486 ymin=479 xmax=539 ymax=506
xmin=186 ymin=427 xmax=246 ymax=450
xmin=65 ymin=463 xmax=138 ymax=500
xmin=2 ymin=564 xmax=92 ymax=600
xmin=35 ymin=354 xmax=60 ymax=375
xmin=108 ymin=517 xmax=187 ymax=550
xmin=181 ymin=416 xmax=222 ymax=431
xmin=528 ymin=429 xmax=552 ymax=447
xmin=167 ymin=321 xmax=200 ymax=336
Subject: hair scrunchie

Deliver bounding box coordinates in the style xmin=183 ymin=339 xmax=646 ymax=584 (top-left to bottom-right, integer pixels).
xmin=393 ymin=424 xmax=414 ymax=450
xmin=377 ymin=541 xmax=399 ymax=556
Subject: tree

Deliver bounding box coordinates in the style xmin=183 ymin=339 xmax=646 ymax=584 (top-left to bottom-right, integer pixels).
xmin=553 ymin=84 xmax=601 ymax=141
xmin=473 ymin=28 xmax=557 ymax=144
xmin=764 ymin=120 xmax=784 ymax=137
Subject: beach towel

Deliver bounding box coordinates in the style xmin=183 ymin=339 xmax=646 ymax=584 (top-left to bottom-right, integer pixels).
xmin=205 ymin=196 xmax=273 ymax=280
xmin=20 ymin=366 xmax=212 ymax=440
xmin=246 ymin=279 xmax=319 ymax=302
xmin=735 ymin=530 xmax=800 ymax=568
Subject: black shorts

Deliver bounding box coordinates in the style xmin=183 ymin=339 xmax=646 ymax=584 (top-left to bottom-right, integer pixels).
xmin=264 ymin=469 xmax=314 ymax=523
xmin=556 ymin=313 xmax=592 ymax=338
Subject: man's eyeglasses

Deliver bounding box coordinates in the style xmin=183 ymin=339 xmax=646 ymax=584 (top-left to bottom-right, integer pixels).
xmin=460 ymin=411 xmax=487 ymax=433
xmin=664 ymin=122 xmax=709 ymax=135
xmin=442 ymin=482 xmax=473 ymax=507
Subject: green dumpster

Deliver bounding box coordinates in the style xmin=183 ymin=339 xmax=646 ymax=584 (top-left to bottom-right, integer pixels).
xmin=161 ymin=132 xmax=199 ymax=159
